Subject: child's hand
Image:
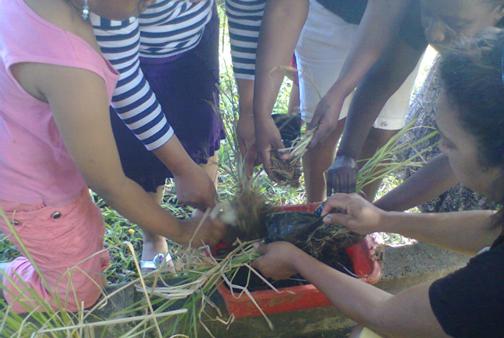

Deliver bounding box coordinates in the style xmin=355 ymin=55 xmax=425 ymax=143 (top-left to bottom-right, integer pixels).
xmin=174 ymin=163 xmax=216 ymax=210
xmin=322 ymin=194 xmax=386 ymax=235
xmin=252 ymin=242 xmax=302 ymax=280
xmin=178 ymin=213 xmax=226 ymax=247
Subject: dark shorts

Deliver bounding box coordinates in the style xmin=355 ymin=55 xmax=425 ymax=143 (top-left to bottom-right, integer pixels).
xmin=110 ymin=5 xmax=224 ymax=193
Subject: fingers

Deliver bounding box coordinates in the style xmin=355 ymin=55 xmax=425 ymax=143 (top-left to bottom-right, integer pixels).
xmin=260 ymin=147 xmax=273 ymax=176
xmin=348 ymin=170 xmax=357 ymax=194
xmin=251 ymin=256 xmax=291 ymax=281
xmin=198 ymin=184 xmax=217 ymax=210
xmin=323 ymin=212 xmax=351 ymax=226
xmin=308 ymin=110 xmax=322 ymax=131
xmin=341 ymin=171 xmax=350 ymax=194
xmin=308 ymin=98 xmax=328 ymax=130
xmin=309 ymin=123 xmax=330 ymax=149
xmin=326 ymin=169 xmax=336 ymax=197
xmin=239 ymin=142 xmax=248 ymax=161
xmin=243 ymin=147 xmax=258 ymax=177
xmin=322 ymin=193 xmax=352 ymax=214
xmin=206 ymin=218 xmax=226 ymax=245
xmin=255 ymin=243 xmax=268 ymax=255
xmin=260 ymin=137 xmax=286 ymax=177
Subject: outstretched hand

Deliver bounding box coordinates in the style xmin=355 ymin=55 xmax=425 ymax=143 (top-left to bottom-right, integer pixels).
xmin=322 ymin=194 xmax=386 ymax=235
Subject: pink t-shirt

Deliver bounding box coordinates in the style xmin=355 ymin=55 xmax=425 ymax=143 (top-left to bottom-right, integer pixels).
xmin=0 ymin=0 xmax=118 ymax=206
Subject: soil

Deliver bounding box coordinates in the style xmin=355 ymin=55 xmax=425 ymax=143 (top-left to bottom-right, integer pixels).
xmin=270 ymin=155 xmax=302 ymax=188
xmin=224 ymin=209 xmax=361 ymax=292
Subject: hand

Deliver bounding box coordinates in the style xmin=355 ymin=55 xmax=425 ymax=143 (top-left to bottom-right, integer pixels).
xmin=255 ymin=116 xmax=287 ymax=177
xmin=252 ymin=242 xmax=303 ymax=280
xmin=177 ymin=213 xmax=226 ymax=247
xmin=237 ymin=114 xmax=259 ymax=177
xmin=308 ymin=87 xmax=346 ymax=147
xmin=326 ymin=155 xmax=358 ymax=195
xmin=322 ymin=193 xmax=386 ymax=235
xmin=174 ymin=162 xmax=217 ymax=210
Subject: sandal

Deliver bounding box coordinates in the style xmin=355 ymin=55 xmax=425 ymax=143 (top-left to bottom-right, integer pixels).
xmin=140 ymin=253 xmax=175 ymax=273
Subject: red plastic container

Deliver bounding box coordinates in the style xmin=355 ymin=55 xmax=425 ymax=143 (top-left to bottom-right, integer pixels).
xmin=217 ymin=203 xmax=382 ymax=319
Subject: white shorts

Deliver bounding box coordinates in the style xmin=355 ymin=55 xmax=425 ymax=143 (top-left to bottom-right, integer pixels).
xmin=295 ymin=0 xmax=420 ymax=130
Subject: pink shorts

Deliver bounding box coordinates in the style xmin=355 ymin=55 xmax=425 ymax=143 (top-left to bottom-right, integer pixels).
xmin=0 ymin=190 xmax=109 ymax=313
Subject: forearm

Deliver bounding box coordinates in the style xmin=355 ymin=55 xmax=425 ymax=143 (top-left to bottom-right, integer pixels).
xmin=94 ymin=177 xmax=183 ymax=241
xmin=253 ymin=0 xmax=308 ymax=121
xmin=293 ymin=250 xmax=393 ymax=329
xmin=153 ymin=136 xmax=196 ymax=176
xmin=293 ymin=251 xmax=449 ymax=337
xmin=330 ymin=0 xmax=411 ymax=98
xmin=375 ymin=155 xmax=457 ymax=211
xmin=339 ymin=40 xmax=424 ymax=159
xmin=381 ymin=210 xmax=499 ymax=254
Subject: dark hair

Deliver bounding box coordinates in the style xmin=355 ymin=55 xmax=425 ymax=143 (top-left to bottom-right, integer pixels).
xmin=440 ymin=30 xmax=504 ymax=227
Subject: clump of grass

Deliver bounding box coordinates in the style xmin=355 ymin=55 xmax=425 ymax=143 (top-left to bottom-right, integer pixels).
xmin=215 ymin=72 xmax=275 ymax=241
xmin=270 ymin=129 xmax=315 ymax=188
xmin=142 ymin=240 xmax=269 ymax=338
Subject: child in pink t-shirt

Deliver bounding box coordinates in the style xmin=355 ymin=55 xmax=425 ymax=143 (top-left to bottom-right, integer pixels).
xmin=0 ymin=0 xmax=225 ymax=313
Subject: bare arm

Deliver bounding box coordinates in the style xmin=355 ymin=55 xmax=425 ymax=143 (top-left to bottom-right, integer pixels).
xmin=381 ymin=210 xmax=499 ymax=255
xmin=326 ymin=38 xmax=425 ymax=195
xmin=253 ymin=0 xmax=309 ymax=172
xmin=253 ymin=0 xmax=308 ymax=122
xmin=19 ymin=63 xmax=224 ymax=245
xmin=254 ymin=243 xmax=448 ymax=338
xmin=338 ymin=40 xmax=424 ymax=160
xmin=325 ymin=194 xmax=500 ymax=255
xmin=374 ymin=155 xmax=458 ymax=211
xmin=310 ymin=0 xmax=412 ymax=145
xmin=293 ymin=251 xmax=447 ymax=338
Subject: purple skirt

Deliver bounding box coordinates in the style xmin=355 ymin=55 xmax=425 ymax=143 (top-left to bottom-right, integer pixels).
xmin=110 ymin=6 xmax=224 ymax=192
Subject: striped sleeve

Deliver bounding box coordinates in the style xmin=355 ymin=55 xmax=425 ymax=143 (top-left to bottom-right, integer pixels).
xmin=225 ymin=0 xmax=266 ymax=80
xmin=91 ymin=15 xmax=174 ymax=151
xmin=139 ymin=0 xmax=213 ymax=59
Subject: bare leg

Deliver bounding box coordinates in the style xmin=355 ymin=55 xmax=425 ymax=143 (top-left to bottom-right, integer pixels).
xmin=359 ymin=128 xmax=398 ymax=201
xmin=303 ymin=119 xmax=345 ymax=202
xmin=287 ymin=82 xmax=300 ymax=116
xmin=141 ymin=185 xmax=168 ymax=261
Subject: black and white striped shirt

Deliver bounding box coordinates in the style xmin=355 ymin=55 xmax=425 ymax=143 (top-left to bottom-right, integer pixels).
xmin=225 ymin=0 xmax=266 ymax=80
xmin=92 ymin=0 xmax=214 ymax=151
